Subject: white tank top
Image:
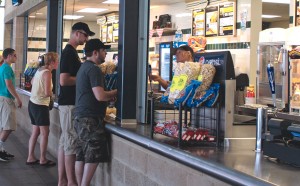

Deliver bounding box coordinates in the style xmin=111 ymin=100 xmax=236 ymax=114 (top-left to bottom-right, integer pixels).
xmin=30 ymin=68 xmax=52 ymax=106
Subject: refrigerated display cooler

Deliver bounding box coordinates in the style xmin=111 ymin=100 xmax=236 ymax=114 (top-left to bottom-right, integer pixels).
xmin=158 ymin=41 xmax=187 ymax=91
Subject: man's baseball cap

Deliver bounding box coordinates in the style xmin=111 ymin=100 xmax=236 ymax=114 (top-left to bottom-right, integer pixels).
xmin=72 ymin=22 xmax=95 ymax=36
xmin=84 ymin=39 xmax=111 ymax=53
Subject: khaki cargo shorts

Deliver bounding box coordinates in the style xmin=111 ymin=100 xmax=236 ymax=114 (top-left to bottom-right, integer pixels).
xmin=59 ymin=105 xmax=77 ymax=155
xmin=0 ymin=96 xmax=17 ymax=131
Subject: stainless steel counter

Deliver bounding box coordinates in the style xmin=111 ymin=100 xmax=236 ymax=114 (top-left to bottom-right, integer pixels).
xmin=107 ymin=123 xmax=300 ymax=186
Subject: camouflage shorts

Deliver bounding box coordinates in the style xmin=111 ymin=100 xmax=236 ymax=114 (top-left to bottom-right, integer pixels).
xmin=74 ymin=117 xmax=110 ymax=163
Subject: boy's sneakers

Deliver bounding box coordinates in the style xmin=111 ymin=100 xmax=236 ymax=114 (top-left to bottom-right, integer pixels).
xmin=0 ymin=151 xmax=10 ymax=161
xmin=2 ymin=150 xmax=14 ymax=158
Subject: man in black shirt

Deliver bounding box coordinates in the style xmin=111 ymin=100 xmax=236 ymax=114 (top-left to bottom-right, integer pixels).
xmin=58 ymin=22 xmax=95 ymax=186
xmin=74 ymin=39 xmax=117 ymax=186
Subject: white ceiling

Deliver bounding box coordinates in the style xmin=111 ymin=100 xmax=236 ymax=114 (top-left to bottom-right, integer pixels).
xmin=29 ymin=0 xmax=289 ymax=23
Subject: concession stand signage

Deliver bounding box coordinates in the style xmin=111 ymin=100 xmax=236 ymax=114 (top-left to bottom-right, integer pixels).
xmin=192 ymin=9 xmax=205 ymax=36
xmin=205 ymin=6 xmax=218 ymax=37
xmin=219 ymin=3 xmax=234 ymax=36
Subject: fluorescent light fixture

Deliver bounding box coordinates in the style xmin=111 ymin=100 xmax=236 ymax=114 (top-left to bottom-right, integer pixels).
xmin=36 ymin=12 xmax=43 ymax=15
xmin=175 ymin=13 xmax=192 ymax=18
xmin=63 ymin=15 xmax=84 ymax=20
xmin=262 ymin=15 xmax=281 ymax=18
xmin=103 ymin=0 xmax=119 ymax=4
xmin=77 ymin=8 xmax=107 ymax=13
xmin=262 ymin=0 xmax=289 ymax=4
xmin=29 ymin=16 xmax=36 ymax=18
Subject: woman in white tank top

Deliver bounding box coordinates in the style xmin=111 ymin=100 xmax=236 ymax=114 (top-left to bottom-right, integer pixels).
xmin=26 ymin=52 xmax=59 ymax=166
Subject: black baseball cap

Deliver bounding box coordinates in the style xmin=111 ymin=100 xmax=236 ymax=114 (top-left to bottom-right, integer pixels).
xmin=72 ymin=22 xmax=95 ymax=36
xmin=84 ymin=39 xmax=111 ymax=53
xmin=175 ymin=45 xmax=194 ymax=58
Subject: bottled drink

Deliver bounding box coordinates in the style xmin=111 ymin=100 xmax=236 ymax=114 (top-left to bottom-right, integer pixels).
xmin=175 ymin=28 xmax=183 ymax=42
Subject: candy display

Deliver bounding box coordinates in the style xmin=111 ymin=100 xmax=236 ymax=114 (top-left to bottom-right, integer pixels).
xmin=153 ymin=120 xmax=216 ymax=142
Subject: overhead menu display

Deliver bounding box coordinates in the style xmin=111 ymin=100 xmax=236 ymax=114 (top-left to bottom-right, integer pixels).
xmin=297 ymin=0 xmax=300 ymax=26
xmin=192 ymin=9 xmax=205 ymax=36
xmin=219 ymin=3 xmax=234 ymax=36
xmin=205 ymin=6 xmax=218 ymax=37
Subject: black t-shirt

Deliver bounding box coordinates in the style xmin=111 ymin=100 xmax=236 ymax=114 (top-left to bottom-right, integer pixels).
xmin=75 ymin=60 xmax=107 ymax=119
xmin=58 ymin=44 xmax=81 ymax=105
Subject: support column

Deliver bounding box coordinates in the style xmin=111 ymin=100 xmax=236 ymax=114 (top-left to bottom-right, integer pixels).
xmin=12 ymin=16 xmax=25 ymax=85
xmin=250 ymin=0 xmax=262 ymax=86
xmin=116 ymin=0 xmax=139 ymax=124
xmin=46 ymin=0 xmax=59 ymax=93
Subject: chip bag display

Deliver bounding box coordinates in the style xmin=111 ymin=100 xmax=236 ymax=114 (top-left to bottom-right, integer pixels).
xmin=168 ymin=62 xmax=201 ymax=104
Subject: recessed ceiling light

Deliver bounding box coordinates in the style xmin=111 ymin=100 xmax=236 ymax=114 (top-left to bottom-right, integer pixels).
xmin=77 ymin=8 xmax=108 ymax=13
xmin=63 ymin=15 xmax=84 ymax=20
xmin=262 ymin=0 xmax=289 ymax=4
xmin=262 ymin=15 xmax=281 ymax=18
xmin=103 ymin=0 xmax=119 ymax=4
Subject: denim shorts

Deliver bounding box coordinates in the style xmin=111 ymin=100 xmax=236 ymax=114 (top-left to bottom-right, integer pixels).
xmin=74 ymin=117 xmax=109 ymax=163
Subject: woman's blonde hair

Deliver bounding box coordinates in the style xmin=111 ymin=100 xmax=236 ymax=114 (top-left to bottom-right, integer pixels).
xmin=44 ymin=52 xmax=58 ymax=66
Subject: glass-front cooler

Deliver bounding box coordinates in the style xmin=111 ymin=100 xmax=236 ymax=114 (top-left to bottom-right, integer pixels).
xmin=256 ymin=43 xmax=288 ymax=109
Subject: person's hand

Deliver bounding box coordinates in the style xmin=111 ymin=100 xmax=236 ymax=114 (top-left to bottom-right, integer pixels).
xmin=295 ymin=46 xmax=300 ymax=52
xmin=149 ymin=74 xmax=161 ymax=81
xmin=16 ymin=97 xmax=22 ymax=108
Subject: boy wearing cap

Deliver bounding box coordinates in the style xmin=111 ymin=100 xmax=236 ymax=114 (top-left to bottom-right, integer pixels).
xmin=150 ymin=45 xmax=194 ymax=89
xmin=74 ymin=39 xmax=117 ymax=186
xmin=58 ymin=22 xmax=95 ymax=186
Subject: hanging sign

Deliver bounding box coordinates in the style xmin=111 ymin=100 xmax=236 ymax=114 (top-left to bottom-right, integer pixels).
xmin=219 ymin=2 xmax=234 ymax=36
xmin=192 ymin=9 xmax=205 ymax=36
xmin=205 ymin=6 xmax=218 ymax=37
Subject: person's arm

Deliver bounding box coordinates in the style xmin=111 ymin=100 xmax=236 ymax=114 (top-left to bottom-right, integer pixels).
xmin=60 ymin=73 xmax=76 ymax=86
xmin=92 ymin=87 xmax=117 ymax=102
xmin=43 ymin=70 xmax=52 ymax=97
xmin=5 ymin=79 xmax=22 ymax=108
xmin=150 ymin=74 xmax=169 ymax=89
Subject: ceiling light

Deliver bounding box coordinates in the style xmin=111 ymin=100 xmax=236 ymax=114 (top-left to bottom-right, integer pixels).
xmin=36 ymin=12 xmax=43 ymax=15
xmin=176 ymin=13 xmax=192 ymax=18
xmin=77 ymin=8 xmax=107 ymax=13
xmin=262 ymin=0 xmax=289 ymax=4
xmin=262 ymin=15 xmax=281 ymax=18
xmin=63 ymin=15 xmax=84 ymax=20
xmin=103 ymin=0 xmax=119 ymax=4
xmin=29 ymin=16 xmax=36 ymax=18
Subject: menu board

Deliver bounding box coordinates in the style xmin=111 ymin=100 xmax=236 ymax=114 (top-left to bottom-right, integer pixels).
xmin=219 ymin=3 xmax=234 ymax=36
xmin=101 ymin=25 xmax=107 ymax=43
xmin=296 ymin=0 xmax=300 ymax=26
xmin=192 ymin=9 xmax=205 ymax=36
xmin=113 ymin=22 xmax=119 ymax=42
xmin=107 ymin=23 xmax=113 ymax=43
xmin=205 ymin=6 xmax=218 ymax=37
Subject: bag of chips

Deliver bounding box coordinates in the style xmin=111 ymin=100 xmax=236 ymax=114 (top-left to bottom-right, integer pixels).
xmin=168 ymin=62 xmax=201 ymax=104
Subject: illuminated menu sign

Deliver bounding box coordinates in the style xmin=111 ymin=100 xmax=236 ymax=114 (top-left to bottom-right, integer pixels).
xmin=205 ymin=6 xmax=218 ymax=37
xmin=219 ymin=3 xmax=234 ymax=36
xmin=192 ymin=9 xmax=205 ymax=36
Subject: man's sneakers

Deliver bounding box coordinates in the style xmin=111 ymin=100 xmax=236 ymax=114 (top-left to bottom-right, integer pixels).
xmin=0 ymin=150 xmax=14 ymax=161
xmin=2 ymin=150 xmax=14 ymax=158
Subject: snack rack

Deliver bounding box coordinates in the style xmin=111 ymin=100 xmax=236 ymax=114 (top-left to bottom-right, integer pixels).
xmin=150 ymin=98 xmax=221 ymax=147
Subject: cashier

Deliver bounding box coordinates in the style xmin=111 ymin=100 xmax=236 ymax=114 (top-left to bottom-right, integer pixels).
xmin=149 ymin=45 xmax=194 ymax=89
